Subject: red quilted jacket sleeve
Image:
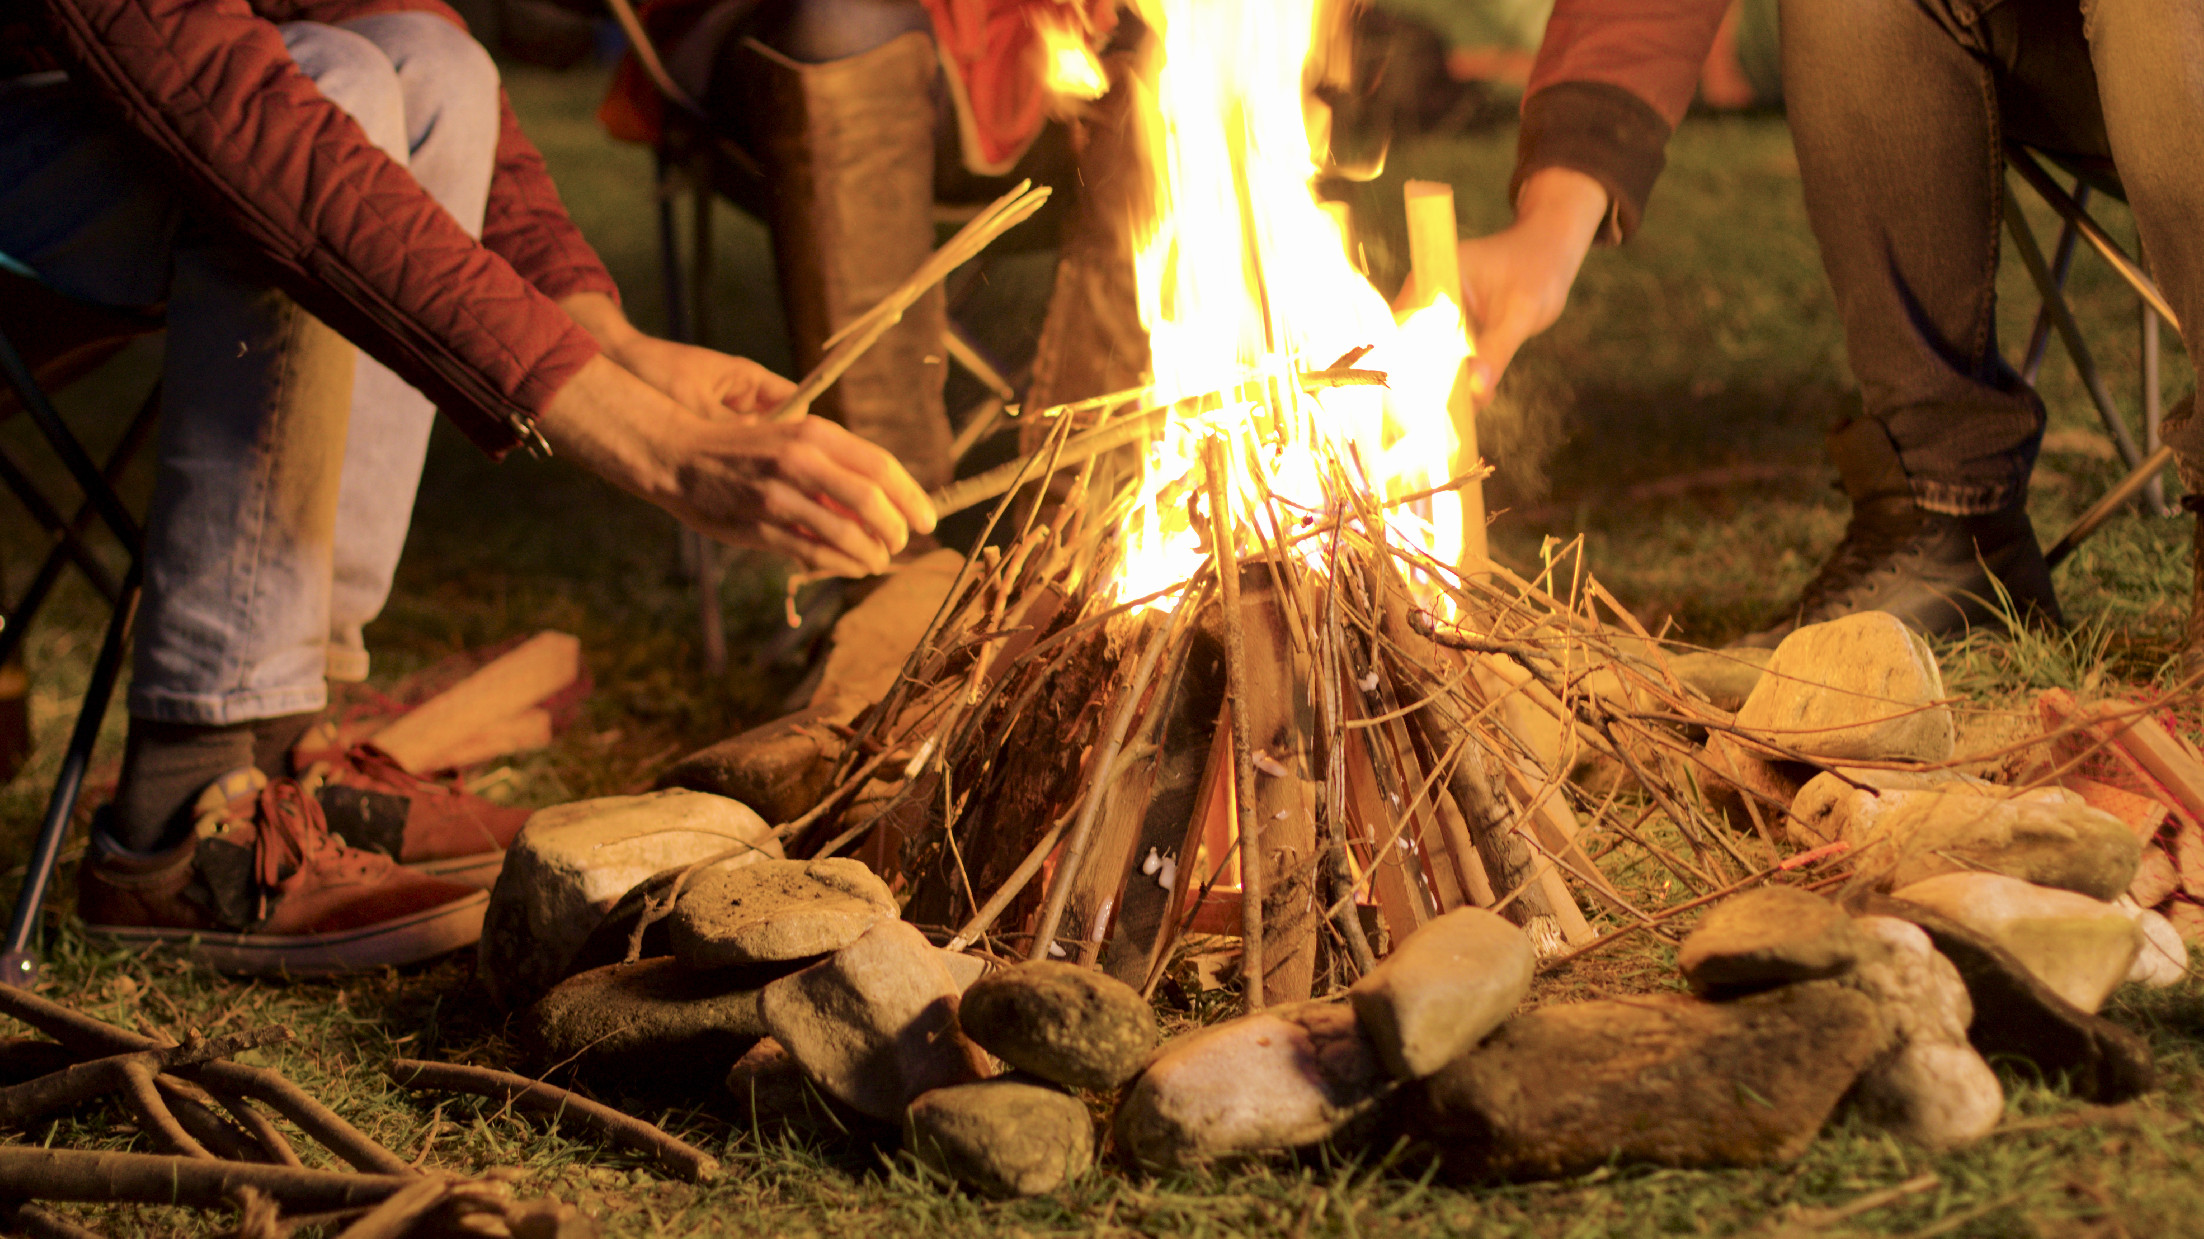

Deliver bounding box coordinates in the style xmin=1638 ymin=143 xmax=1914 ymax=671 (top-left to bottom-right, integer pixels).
xmin=32 ymin=0 xmax=610 ymax=455
xmin=1514 ymin=0 xmax=1731 ymax=242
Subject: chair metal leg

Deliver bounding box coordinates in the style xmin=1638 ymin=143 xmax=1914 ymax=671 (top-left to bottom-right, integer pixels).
xmin=2003 ymin=183 xmax=2167 ymax=516
xmin=0 ymin=566 xmax=139 ymax=988
xmin=0 ymin=445 xmax=123 ymax=603
xmin=2021 ymin=183 xmax=2087 ymax=386
xmin=0 ymin=327 xmax=141 ymax=549
xmin=2047 ymin=444 xmax=2177 ymax=569
xmin=0 ymin=382 xmax=159 ymax=671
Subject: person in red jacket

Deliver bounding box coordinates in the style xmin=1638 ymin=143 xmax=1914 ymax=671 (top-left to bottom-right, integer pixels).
xmin=3 ymin=0 xmax=934 ymax=972
xmin=1460 ymin=0 xmax=2203 ymax=658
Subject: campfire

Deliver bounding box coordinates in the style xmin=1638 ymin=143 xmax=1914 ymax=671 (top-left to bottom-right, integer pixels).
xmin=763 ymin=0 xmax=1767 ymax=1009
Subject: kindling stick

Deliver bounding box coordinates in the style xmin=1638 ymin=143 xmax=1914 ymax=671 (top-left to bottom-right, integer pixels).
xmin=770 ymin=182 xmax=1052 ymax=424
xmin=1402 ymin=180 xmax=1487 ymax=576
xmin=1204 ymin=436 xmax=1267 ymax=1011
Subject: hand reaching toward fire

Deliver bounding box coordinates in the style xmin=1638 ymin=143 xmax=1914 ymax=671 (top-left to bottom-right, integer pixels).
xmin=558 ymin=292 xmax=796 ymax=418
xmin=1453 ymin=167 xmax=1610 ymax=401
xmin=536 ymin=355 xmax=937 ymax=578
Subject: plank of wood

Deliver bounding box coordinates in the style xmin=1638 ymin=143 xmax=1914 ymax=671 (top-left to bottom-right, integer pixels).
xmin=369 ymin=632 xmax=580 ymax=773
xmin=2089 ymin=703 xmax=2204 ymax=825
xmin=432 ymin=708 xmax=554 ymax=772
xmin=2059 ymin=775 xmax=2172 ymax=839
xmin=1403 ymin=179 xmax=1485 ymax=575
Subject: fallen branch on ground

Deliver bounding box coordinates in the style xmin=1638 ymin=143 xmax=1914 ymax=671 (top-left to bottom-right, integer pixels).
xmin=385 ymin=1059 xmax=719 ymax=1183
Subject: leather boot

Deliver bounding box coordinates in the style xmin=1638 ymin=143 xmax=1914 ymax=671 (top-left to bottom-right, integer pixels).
xmin=742 ymin=32 xmax=953 ymax=491
xmin=1738 ymin=418 xmax=2063 ymax=647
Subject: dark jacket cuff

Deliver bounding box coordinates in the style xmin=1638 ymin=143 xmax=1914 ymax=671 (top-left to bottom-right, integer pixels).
xmin=1512 ymin=80 xmax=1673 ymax=244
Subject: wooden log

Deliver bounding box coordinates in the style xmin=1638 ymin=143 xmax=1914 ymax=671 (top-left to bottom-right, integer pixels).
xmin=1138 ymin=709 xmax=1239 ymax=998
xmin=431 ymin=708 xmax=554 ymax=772
xmin=1219 ymin=563 xmax=1320 ymax=1006
xmin=369 ymin=632 xmax=579 ymax=774
xmin=0 ymin=1147 xmax=412 ymax=1210
xmin=1403 ymin=179 xmax=1486 ymax=576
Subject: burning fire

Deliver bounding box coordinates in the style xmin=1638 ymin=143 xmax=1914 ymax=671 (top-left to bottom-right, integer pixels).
xmin=1035 ymin=9 xmax=1109 ymax=103
xmin=1110 ymin=0 xmax=1477 ymax=607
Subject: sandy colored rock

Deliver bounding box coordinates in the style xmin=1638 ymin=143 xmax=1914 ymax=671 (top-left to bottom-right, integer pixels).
xmin=479 ymin=790 xmax=781 ymax=1008
xmin=1844 ymin=917 xmax=2002 ymax=1149
xmin=1734 ymin=612 xmax=1954 ymax=763
xmin=760 ymin=919 xmax=990 ymax=1119
xmin=1894 ymin=873 xmax=2140 ymax=1012
xmin=724 ymin=1037 xmax=879 ymax=1137
xmin=905 ymin=1077 xmax=1095 ymax=1198
xmin=1114 ymin=1001 xmax=1389 ymax=1171
xmin=1414 ymin=982 xmax=1890 ymax=1181
xmin=671 ymin=858 xmax=898 ymax=968
xmin=1347 ymin=908 xmax=1532 ymax=1080
xmin=1787 ymin=768 xmax=1992 ymax=848
xmin=1805 ymin=784 xmax=2140 ymax=901
xmin=1852 ymin=892 xmax=2154 ymax=1104
xmin=1676 ymin=886 xmax=1868 ymax=995
xmin=521 ymin=956 xmax=771 ymax=1091
xmin=958 ymin=962 xmax=1156 ymax=1090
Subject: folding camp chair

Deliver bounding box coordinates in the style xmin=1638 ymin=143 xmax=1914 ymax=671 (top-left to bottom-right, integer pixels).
xmin=0 ymin=268 xmax=158 ymax=987
xmin=602 ymin=0 xmax=1033 ymax=674
xmin=2001 ymin=141 xmax=2185 ymax=567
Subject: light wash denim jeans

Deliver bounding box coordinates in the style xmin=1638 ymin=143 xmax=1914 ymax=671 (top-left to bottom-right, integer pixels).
xmin=0 ymin=13 xmax=499 ymax=724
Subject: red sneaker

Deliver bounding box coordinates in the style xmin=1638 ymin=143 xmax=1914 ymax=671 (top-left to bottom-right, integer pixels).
xmin=78 ymin=769 xmax=487 ymax=976
xmin=299 ymin=744 xmax=533 ymax=889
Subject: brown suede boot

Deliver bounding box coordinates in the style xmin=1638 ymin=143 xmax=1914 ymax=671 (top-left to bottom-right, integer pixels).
xmin=742 ymin=32 xmax=954 ymax=491
xmin=79 ymin=769 xmax=486 ymax=976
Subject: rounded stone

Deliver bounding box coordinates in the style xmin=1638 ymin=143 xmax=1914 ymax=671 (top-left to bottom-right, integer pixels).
xmin=670 ymin=857 xmax=898 ymax=968
xmin=1676 ymin=886 xmax=1868 ymax=995
xmin=904 ymin=1076 xmax=1095 ymax=1198
xmin=957 ymin=962 xmax=1157 ymax=1090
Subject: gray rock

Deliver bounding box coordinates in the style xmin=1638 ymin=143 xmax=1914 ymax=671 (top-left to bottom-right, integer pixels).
xmin=479 ymin=790 xmax=781 ymax=1009
xmin=1734 ymin=612 xmax=1955 ymax=764
xmin=1893 ymin=873 xmax=2141 ymax=1013
xmin=1787 ymin=768 xmax=1992 ymax=848
xmin=520 ymin=956 xmax=772 ymax=1091
xmin=1113 ymin=1001 xmax=1389 ymax=1171
xmin=1852 ymin=893 xmax=2155 ymax=1104
xmin=671 ymin=858 xmax=899 ymax=968
xmin=1347 ymin=908 xmax=1532 ymax=1080
xmin=1844 ymin=916 xmax=2002 ymax=1149
xmin=958 ymin=962 xmax=1156 ymax=1091
xmin=1822 ymin=787 xmax=2140 ymax=901
xmin=760 ymin=919 xmax=991 ymax=1120
xmin=724 ymin=1036 xmax=881 ymax=1137
xmin=1413 ymin=982 xmax=1891 ymax=1181
xmin=904 ymin=1076 xmax=1095 ymax=1198
xmin=1676 ymin=886 xmax=1869 ymax=995
xmin=2120 ymin=898 xmax=2188 ymax=988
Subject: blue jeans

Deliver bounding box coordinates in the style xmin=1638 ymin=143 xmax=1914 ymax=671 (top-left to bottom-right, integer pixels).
xmin=0 ymin=13 xmax=499 ymax=724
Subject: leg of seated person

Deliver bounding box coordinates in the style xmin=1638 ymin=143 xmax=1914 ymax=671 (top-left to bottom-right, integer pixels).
xmin=314 ymin=13 xmax=501 ymax=691
xmin=711 ymin=0 xmax=954 ymax=491
xmin=1758 ymin=0 xmax=2061 ymax=642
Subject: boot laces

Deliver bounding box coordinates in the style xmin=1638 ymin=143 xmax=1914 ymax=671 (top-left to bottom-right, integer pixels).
xmin=1790 ymin=506 xmax=1923 ymax=620
xmin=249 ymin=780 xmax=362 ymax=921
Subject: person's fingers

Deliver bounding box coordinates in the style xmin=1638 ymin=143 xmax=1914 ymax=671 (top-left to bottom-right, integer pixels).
xmin=802 ymin=418 xmax=939 ymax=536
xmin=746 ymin=522 xmax=876 ymax=579
xmin=724 ymin=363 xmax=797 ymax=415
xmin=762 ymin=477 xmax=893 ymax=575
xmin=780 ymin=435 xmax=912 ymax=555
xmin=1465 ymin=296 xmax=1540 ymax=405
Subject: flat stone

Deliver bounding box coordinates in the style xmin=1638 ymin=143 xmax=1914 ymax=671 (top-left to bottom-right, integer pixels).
xmin=724 ymin=1036 xmax=882 ymax=1137
xmin=1347 ymin=908 xmax=1533 ymax=1079
xmin=1676 ymin=886 xmax=1869 ymax=996
xmin=2117 ymin=898 xmax=2187 ymax=988
xmin=479 ymin=790 xmax=781 ymax=1009
xmin=1853 ymin=893 xmax=2155 ymax=1103
xmin=760 ymin=919 xmax=990 ymax=1120
xmin=1412 ymin=982 xmax=1891 ymax=1182
xmin=671 ymin=858 xmax=899 ymax=968
xmin=1844 ymin=917 xmax=2002 ymax=1149
xmin=1113 ymin=1001 xmax=1389 ymax=1171
xmin=1787 ymin=768 xmax=1992 ymax=848
xmin=520 ymin=956 xmax=774 ymax=1092
xmin=1734 ymin=612 xmax=1955 ymax=763
xmin=904 ymin=1076 xmax=1095 ymax=1198
xmin=1893 ymin=873 xmax=2140 ymax=1013
xmin=958 ymin=962 xmax=1156 ymax=1091
xmin=1814 ymin=786 xmax=2140 ymax=901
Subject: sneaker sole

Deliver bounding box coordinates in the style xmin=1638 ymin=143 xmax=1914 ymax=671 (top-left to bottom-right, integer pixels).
xmin=84 ymin=890 xmax=488 ymax=977
xmin=406 ymin=849 xmax=506 ymax=890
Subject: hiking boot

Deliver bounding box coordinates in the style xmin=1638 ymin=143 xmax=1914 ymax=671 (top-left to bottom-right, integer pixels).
xmin=297 ymin=743 xmax=533 ymax=889
xmin=1738 ymin=419 xmax=2064 ymax=648
xmin=78 ymin=769 xmax=487 ymax=976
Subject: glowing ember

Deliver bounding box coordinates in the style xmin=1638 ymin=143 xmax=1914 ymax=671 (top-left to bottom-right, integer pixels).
xmin=1111 ymin=0 xmax=1477 ymax=607
xmin=1035 ymin=9 xmax=1108 ymax=102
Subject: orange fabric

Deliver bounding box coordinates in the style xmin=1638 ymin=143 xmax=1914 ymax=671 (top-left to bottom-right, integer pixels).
xmin=1527 ymin=0 xmax=1731 ymax=129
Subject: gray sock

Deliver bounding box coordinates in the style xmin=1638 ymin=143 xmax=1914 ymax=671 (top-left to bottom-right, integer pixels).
xmin=111 ymin=719 xmax=256 ymax=853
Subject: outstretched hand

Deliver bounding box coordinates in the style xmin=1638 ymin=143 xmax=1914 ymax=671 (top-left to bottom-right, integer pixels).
xmin=611 ymin=334 xmax=797 ymax=419
xmin=1451 ymin=166 xmax=1610 ymax=401
xmin=536 ymin=355 xmax=936 ymax=578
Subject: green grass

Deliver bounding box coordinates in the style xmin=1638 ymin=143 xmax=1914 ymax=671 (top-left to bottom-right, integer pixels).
xmin=5 ymin=64 xmax=2204 ymax=1237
